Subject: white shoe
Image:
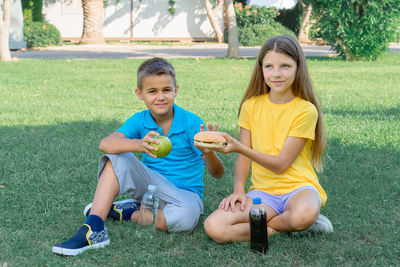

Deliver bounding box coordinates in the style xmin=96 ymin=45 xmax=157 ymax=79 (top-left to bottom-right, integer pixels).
xmin=290 ymin=214 xmax=333 ymax=237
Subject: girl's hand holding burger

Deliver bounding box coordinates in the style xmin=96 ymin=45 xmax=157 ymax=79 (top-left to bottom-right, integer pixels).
xmin=193 ymin=123 xmax=242 ymax=155
xmin=214 ymin=132 xmax=241 ymax=154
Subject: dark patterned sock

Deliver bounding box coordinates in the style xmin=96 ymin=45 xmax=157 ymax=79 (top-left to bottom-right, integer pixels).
xmin=85 ymin=214 xmax=104 ymax=232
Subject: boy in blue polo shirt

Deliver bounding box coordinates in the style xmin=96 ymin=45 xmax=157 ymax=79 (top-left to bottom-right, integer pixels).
xmin=52 ymin=57 xmax=224 ymax=256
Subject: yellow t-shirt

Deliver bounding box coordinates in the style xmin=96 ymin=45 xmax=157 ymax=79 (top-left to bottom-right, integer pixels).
xmin=238 ymin=94 xmax=327 ymax=206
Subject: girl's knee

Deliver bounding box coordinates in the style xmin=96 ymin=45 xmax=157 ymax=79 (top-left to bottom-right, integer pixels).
xmin=290 ymin=204 xmax=319 ymax=230
xmin=203 ymin=215 xmax=216 ymax=236
xmin=204 ymin=213 xmax=228 ymax=243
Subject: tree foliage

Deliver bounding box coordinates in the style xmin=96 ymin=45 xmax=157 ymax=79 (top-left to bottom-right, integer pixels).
xmin=21 ymin=0 xmax=43 ymax=22
xmin=312 ymin=0 xmax=400 ymax=60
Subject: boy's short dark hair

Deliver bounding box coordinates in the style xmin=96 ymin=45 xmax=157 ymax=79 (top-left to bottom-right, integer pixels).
xmin=137 ymin=57 xmax=176 ymax=89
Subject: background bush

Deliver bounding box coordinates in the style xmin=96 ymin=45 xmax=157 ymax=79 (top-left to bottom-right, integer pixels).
xmin=234 ymin=2 xmax=277 ymax=28
xmin=233 ymin=2 xmax=296 ymax=46
xmin=312 ymin=0 xmax=400 ymax=60
xmin=24 ymin=21 xmax=62 ymax=48
xmin=238 ymin=23 xmax=296 ymax=46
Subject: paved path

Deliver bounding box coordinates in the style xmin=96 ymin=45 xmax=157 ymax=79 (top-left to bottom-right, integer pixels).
xmin=11 ymin=43 xmax=400 ymax=59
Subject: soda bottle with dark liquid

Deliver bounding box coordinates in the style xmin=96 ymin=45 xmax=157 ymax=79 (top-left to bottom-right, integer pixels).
xmin=249 ymin=197 xmax=268 ymax=254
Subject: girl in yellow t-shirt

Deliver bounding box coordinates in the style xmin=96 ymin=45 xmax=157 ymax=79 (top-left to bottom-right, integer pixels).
xmin=204 ymin=35 xmax=333 ymax=243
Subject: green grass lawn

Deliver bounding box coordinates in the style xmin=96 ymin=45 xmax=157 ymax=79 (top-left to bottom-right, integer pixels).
xmin=1 ymin=54 xmax=399 ymax=266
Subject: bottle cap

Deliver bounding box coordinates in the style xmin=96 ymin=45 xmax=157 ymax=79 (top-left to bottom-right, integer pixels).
xmin=148 ymin=184 xmax=157 ymax=191
xmin=252 ymin=197 xmax=261 ymax=204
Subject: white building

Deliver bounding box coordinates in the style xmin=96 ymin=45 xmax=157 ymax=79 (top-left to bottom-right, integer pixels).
xmin=42 ymin=0 xmax=224 ymax=42
xmin=9 ymin=0 xmax=26 ymax=49
xmin=249 ymin=0 xmax=297 ymax=9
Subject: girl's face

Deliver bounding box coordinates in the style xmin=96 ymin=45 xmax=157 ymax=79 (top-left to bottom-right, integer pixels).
xmin=262 ymin=51 xmax=297 ymax=102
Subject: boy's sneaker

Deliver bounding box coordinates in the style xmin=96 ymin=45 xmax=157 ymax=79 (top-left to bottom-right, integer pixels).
xmin=290 ymin=214 xmax=333 ymax=237
xmin=83 ymin=199 xmax=140 ymax=221
xmin=52 ymin=224 xmax=110 ymax=256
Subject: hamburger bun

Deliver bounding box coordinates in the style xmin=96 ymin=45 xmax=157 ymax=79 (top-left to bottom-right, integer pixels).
xmin=194 ymin=131 xmax=227 ymax=149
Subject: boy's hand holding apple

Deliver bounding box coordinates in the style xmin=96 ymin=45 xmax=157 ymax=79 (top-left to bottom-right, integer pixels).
xmin=142 ymin=131 xmax=172 ymax=158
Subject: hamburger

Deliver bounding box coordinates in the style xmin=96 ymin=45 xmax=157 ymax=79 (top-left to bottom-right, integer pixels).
xmin=194 ymin=131 xmax=227 ymax=149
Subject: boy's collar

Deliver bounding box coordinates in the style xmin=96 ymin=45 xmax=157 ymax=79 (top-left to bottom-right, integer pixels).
xmin=143 ymin=104 xmax=185 ymax=135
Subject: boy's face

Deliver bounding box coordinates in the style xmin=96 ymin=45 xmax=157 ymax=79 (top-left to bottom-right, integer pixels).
xmin=135 ymin=74 xmax=178 ymax=118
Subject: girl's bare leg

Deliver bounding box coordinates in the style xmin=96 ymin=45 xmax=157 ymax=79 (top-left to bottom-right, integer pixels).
xmin=267 ymin=189 xmax=320 ymax=232
xmin=204 ymin=198 xmax=278 ymax=243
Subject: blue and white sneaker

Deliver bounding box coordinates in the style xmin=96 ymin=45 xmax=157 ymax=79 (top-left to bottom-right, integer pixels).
xmin=83 ymin=199 xmax=140 ymax=221
xmin=290 ymin=214 xmax=333 ymax=237
xmin=52 ymin=224 xmax=110 ymax=256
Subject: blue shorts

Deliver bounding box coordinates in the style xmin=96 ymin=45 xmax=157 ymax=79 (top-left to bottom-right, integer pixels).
xmin=246 ymin=186 xmax=321 ymax=215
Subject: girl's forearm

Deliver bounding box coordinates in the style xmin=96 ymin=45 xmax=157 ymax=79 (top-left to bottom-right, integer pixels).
xmin=236 ymin=142 xmax=284 ymax=174
xmin=234 ymin=136 xmax=306 ymax=174
xmin=233 ymin=154 xmax=251 ymax=193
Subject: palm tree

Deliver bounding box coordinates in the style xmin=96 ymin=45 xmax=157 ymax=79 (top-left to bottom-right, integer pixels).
xmin=80 ymin=0 xmax=105 ymax=44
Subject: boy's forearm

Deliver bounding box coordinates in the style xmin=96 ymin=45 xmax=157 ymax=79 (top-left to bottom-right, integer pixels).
xmin=202 ymin=152 xmax=224 ymax=179
xmin=99 ymin=135 xmax=144 ymax=154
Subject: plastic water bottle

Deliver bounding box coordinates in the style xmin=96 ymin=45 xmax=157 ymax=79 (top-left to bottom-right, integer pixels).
xmin=138 ymin=184 xmax=159 ymax=228
xmin=249 ymin=197 xmax=268 ymax=254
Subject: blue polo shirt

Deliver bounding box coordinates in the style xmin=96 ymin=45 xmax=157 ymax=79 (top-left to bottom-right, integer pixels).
xmin=116 ymin=104 xmax=205 ymax=198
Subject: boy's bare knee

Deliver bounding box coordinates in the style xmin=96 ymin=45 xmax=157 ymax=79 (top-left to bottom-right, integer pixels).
xmin=155 ymin=210 xmax=168 ymax=232
xmin=100 ymin=160 xmax=116 ymax=177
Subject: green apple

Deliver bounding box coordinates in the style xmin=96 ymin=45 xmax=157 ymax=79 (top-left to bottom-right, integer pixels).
xmin=150 ymin=136 xmax=172 ymax=157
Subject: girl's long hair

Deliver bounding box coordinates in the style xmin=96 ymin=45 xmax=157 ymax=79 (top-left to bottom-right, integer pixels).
xmin=239 ymin=35 xmax=325 ymax=171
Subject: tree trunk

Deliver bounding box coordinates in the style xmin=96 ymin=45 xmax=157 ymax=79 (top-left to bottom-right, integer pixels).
xmin=224 ymin=0 xmax=239 ymax=58
xmin=298 ymin=0 xmax=314 ymax=43
xmin=205 ymin=0 xmax=224 ymax=43
xmin=0 ymin=0 xmax=12 ymax=61
xmin=80 ymin=0 xmax=105 ymax=44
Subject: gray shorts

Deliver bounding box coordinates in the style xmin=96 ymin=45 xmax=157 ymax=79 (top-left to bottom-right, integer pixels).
xmin=97 ymin=153 xmax=204 ymax=233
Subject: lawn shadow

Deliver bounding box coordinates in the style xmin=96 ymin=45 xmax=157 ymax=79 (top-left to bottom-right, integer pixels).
xmin=1 ymin=121 xmax=399 ymax=264
xmin=0 ymin=119 xmax=122 ymax=215
xmin=0 ymin=120 xmax=125 ymax=263
xmin=202 ymin=131 xmax=400 ymax=260
xmin=261 ymin=136 xmax=399 ymax=260
xmin=317 ymin=136 xmax=399 ymax=233
xmin=324 ymin=106 xmax=400 ymax=120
